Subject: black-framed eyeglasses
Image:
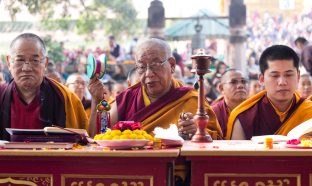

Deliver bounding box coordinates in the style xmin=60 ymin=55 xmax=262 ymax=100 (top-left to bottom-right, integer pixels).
xmin=12 ymin=56 xmax=46 ymax=67
xmin=135 ymin=58 xmax=169 ymax=74
xmin=223 ymin=79 xmax=249 ymax=85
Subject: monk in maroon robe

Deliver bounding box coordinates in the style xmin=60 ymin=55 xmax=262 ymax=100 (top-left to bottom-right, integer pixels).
xmin=212 ymin=69 xmax=248 ymax=136
xmin=89 ymin=38 xmax=222 ymax=139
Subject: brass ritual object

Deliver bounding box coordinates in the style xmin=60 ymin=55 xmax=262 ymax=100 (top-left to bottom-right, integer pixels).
xmin=190 ymin=49 xmax=213 ymax=143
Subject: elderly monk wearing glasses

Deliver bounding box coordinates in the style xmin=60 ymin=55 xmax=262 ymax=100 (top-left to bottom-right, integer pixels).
xmin=89 ymin=38 xmax=222 ymax=139
xmin=0 ymin=33 xmax=100 ymax=140
xmin=211 ymin=69 xmax=249 ymax=137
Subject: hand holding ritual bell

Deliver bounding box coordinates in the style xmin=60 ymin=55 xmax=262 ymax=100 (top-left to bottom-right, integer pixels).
xmin=87 ymin=53 xmax=110 ymax=133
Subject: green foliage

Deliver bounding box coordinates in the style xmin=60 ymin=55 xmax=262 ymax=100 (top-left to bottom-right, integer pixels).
xmin=5 ymin=0 xmax=139 ymax=37
xmin=42 ymin=17 xmax=75 ymax=31
xmin=96 ymin=0 xmax=138 ymax=34
xmin=43 ymin=36 xmax=65 ymax=63
xmin=76 ymin=13 xmax=97 ymax=35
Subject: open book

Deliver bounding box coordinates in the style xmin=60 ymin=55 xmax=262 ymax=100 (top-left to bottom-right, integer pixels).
xmin=3 ymin=142 xmax=74 ymax=149
xmin=251 ymin=118 xmax=312 ymax=143
xmin=5 ymin=127 xmax=88 ymax=143
xmin=6 ymin=127 xmax=88 ymax=136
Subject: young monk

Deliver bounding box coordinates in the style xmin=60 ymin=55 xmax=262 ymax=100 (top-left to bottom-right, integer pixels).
xmin=226 ymin=45 xmax=312 ymax=140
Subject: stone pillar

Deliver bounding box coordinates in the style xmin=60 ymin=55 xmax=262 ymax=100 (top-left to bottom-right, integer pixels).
xmin=228 ymin=0 xmax=246 ymax=73
xmin=147 ymin=0 xmax=165 ymax=39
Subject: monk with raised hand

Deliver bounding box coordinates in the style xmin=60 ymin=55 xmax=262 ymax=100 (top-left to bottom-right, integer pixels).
xmin=88 ymin=38 xmax=222 ymax=139
xmin=0 ymin=33 xmax=94 ymax=140
xmin=226 ymin=45 xmax=312 ymax=140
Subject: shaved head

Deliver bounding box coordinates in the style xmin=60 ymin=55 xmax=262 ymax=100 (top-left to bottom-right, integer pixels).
xmin=10 ymin=33 xmax=47 ymax=57
xmin=135 ymin=38 xmax=172 ymax=61
xmin=220 ymin=69 xmax=246 ymax=83
xmin=134 ymin=38 xmax=176 ymax=100
xmin=219 ymin=68 xmax=248 ymax=111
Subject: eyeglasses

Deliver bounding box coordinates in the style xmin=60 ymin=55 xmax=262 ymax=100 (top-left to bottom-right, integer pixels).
xmin=135 ymin=58 xmax=168 ymax=74
xmin=68 ymin=81 xmax=86 ymax=87
xmin=12 ymin=56 xmax=45 ymax=67
xmin=223 ymin=79 xmax=249 ymax=85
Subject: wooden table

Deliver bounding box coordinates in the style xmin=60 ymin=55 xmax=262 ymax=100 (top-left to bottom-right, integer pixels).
xmin=1 ymin=140 xmax=311 ymax=186
xmin=0 ymin=146 xmax=179 ymax=186
xmin=180 ymin=140 xmax=312 ymax=186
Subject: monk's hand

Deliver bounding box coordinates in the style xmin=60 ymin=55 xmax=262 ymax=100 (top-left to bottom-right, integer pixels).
xmin=88 ymin=77 xmax=107 ymax=102
xmin=178 ymin=112 xmax=197 ymax=140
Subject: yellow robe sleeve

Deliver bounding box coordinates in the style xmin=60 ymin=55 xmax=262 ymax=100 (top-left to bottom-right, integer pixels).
xmin=141 ymin=79 xmax=223 ymax=140
xmin=276 ymin=97 xmax=312 ymax=135
xmin=225 ymin=90 xmax=266 ymax=140
xmin=49 ymin=79 xmax=89 ymax=132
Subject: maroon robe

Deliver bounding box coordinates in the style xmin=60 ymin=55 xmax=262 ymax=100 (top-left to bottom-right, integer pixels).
xmin=238 ymin=95 xmax=304 ymax=139
xmin=0 ymin=78 xmax=66 ymax=140
xmin=212 ymin=98 xmax=229 ymax=136
xmin=116 ymin=83 xmax=193 ymax=122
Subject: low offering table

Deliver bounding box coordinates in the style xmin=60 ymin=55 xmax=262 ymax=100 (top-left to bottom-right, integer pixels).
xmin=181 ymin=140 xmax=312 ymax=186
xmin=0 ymin=147 xmax=179 ymax=186
xmin=0 ymin=140 xmax=311 ymax=186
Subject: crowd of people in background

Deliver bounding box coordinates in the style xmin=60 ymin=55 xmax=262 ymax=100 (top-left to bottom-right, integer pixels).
xmin=0 ymin=10 xmax=312 ymax=106
xmin=2 ymin=14 xmax=312 ymax=185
